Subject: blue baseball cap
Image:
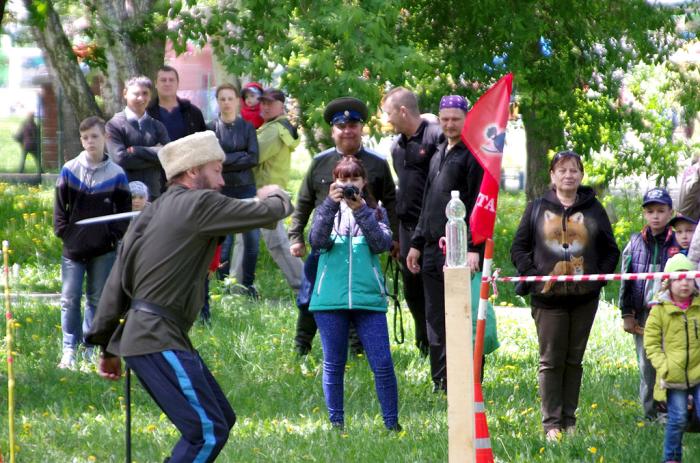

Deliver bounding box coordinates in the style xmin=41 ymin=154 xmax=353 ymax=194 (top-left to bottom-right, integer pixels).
xmin=669 ymin=213 xmax=698 ymax=227
xmin=642 ymin=187 xmax=672 ymax=208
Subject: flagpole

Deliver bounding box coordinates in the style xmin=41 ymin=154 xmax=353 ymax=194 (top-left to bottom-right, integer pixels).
xmin=473 ymin=239 xmax=494 ymax=381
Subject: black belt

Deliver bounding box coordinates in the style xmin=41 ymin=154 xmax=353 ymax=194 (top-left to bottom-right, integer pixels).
xmin=130 ymin=299 xmax=189 ymax=330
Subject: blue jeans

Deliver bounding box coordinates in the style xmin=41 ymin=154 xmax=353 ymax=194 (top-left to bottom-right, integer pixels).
xmin=218 ymin=184 xmax=260 ymax=287
xmin=60 ymin=251 xmax=116 ymax=351
xmin=664 ymin=385 xmax=700 ymax=462
xmin=313 ymin=310 xmax=399 ymax=429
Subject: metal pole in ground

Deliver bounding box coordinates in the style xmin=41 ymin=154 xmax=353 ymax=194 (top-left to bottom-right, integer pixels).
xmin=126 ymin=366 xmax=131 ymax=463
xmin=3 ymin=241 xmax=16 ymax=463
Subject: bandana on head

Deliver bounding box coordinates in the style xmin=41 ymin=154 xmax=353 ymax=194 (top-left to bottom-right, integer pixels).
xmin=439 ymin=95 xmax=469 ymax=112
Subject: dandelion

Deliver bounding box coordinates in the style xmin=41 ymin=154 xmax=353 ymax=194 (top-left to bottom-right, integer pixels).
xmin=588 ymin=447 xmax=597 ymax=454
xmin=539 ymin=447 xmax=545 ymax=454
xmin=637 ymin=421 xmax=645 ymax=428
xmin=591 ymin=403 xmax=598 ymax=409
xmin=146 ymin=424 xmax=157 ymax=432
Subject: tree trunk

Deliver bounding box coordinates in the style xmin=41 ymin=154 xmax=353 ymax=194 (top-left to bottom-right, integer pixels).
xmin=24 ymin=0 xmax=101 ymax=122
xmin=92 ymin=0 xmax=166 ymax=117
xmin=521 ymin=102 xmax=565 ymax=201
xmin=0 ymin=0 xmax=8 ymax=26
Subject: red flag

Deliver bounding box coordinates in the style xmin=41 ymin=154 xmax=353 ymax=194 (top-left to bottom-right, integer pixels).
xmin=462 ymin=73 xmax=514 ymax=245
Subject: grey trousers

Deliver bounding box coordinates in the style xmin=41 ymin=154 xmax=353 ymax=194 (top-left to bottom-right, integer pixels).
xmin=634 ymin=332 xmax=658 ymax=419
xmin=231 ymin=221 xmax=303 ymax=291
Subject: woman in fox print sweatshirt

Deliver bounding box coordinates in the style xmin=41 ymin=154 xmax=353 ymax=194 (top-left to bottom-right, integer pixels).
xmin=510 ymin=150 xmax=620 ymax=441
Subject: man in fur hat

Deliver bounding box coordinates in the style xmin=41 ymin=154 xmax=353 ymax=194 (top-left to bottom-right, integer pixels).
xmin=87 ymin=131 xmax=293 ymax=462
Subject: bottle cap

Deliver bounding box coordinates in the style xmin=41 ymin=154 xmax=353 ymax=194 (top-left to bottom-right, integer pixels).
xmin=451 ymin=190 xmax=459 ymax=199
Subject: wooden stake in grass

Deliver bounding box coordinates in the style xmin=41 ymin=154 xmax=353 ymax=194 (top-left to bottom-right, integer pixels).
xmin=444 ymin=266 xmax=475 ymax=463
xmin=3 ymin=240 xmax=16 ymax=463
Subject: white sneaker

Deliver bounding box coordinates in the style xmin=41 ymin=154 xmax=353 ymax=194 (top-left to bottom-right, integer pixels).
xmin=58 ymin=350 xmax=76 ymax=370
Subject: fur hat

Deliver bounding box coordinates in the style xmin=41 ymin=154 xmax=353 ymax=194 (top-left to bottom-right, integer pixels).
xmin=158 ymin=131 xmax=225 ymax=181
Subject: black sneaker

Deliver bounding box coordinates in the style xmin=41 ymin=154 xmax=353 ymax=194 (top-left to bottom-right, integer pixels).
xmin=244 ymin=285 xmax=259 ymax=300
xmin=417 ymin=343 xmax=430 ymax=358
xmin=432 ymin=379 xmax=447 ymax=394
xmin=331 ymin=421 xmax=344 ymax=431
xmin=295 ymin=344 xmax=311 ymax=356
xmin=387 ymin=423 xmax=403 ymax=432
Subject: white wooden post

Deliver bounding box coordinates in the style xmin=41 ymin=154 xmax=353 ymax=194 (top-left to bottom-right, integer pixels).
xmin=444 ymin=266 xmax=475 ymax=463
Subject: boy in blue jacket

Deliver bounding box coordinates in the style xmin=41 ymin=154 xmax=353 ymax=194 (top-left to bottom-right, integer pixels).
xmin=54 ymin=116 xmax=131 ymax=369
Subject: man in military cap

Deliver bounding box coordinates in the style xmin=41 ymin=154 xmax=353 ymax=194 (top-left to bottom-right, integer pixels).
xmin=289 ymin=96 xmax=398 ymax=356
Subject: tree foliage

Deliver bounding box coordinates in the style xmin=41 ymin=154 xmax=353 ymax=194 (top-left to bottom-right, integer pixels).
xmin=15 ymin=0 xmax=700 ymax=193
xmin=173 ymin=0 xmax=697 ymax=196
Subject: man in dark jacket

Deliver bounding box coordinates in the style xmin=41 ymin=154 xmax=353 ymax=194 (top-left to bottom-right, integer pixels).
xmin=381 ymin=87 xmax=442 ymax=356
xmin=289 ymin=97 xmax=398 ymax=355
xmin=106 ymin=76 xmax=170 ymax=200
xmin=147 ymin=65 xmax=207 ymax=141
xmin=407 ymin=95 xmax=484 ymax=392
xmin=87 ymin=131 xmax=293 ymax=462
xmin=15 ymin=111 xmax=41 ymax=173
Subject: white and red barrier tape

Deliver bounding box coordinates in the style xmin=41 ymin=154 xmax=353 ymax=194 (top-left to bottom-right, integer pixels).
xmin=483 ymin=270 xmax=700 ymax=284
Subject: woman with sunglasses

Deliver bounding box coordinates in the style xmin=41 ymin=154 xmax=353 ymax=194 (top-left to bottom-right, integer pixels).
xmin=510 ymin=150 xmax=620 ymax=441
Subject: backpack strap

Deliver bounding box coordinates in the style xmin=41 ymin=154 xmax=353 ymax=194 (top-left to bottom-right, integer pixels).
xmin=384 ymin=258 xmax=404 ymax=344
xmin=278 ymin=118 xmax=299 ymax=140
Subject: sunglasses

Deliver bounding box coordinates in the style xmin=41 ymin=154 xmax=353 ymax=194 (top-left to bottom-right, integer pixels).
xmin=550 ymin=151 xmax=582 ymax=170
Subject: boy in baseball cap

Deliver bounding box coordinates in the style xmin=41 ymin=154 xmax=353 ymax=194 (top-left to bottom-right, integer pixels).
xmin=669 ymin=213 xmax=698 ymax=255
xmin=619 ymin=186 xmax=678 ymax=421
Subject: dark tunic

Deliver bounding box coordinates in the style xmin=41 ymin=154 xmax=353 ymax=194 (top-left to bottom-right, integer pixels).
xmin=86 ymin=184 xmax=292 ymax=356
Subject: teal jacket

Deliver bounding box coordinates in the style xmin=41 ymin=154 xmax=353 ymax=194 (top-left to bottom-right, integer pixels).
xmin=311 ymin=235 xmax=388 ymax=311
xmin=309 ymin=198 xmax=392 ymax=312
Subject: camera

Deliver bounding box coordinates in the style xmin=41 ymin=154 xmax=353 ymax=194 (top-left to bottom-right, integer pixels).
xmin=342 ymin=185 xmax=360 ymax=199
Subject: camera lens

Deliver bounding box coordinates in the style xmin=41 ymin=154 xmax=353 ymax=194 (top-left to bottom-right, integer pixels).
xmin=342 ymin=185 xmax=359 ymax=199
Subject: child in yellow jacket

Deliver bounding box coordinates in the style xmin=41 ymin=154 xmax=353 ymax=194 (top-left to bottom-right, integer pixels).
xmin=644 ymin=253 xmax=700 ymax=463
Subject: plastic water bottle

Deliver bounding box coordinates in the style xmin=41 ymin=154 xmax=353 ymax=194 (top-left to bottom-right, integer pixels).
xmin=445 ymin=190 xmax=467 ymax=267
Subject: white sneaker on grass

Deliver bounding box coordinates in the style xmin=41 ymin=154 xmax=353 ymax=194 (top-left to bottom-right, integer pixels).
xmin=58 ymin=349 xmax=76 ymax=370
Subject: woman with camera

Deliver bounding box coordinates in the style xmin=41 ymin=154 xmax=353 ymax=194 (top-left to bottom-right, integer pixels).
xmin=307 ymin=155 xmax=400 ymax=431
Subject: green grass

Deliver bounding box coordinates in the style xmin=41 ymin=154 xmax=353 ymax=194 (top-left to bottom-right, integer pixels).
xmin=2 ymin=296 xmax=699 ymax=461
xmin=0 ymin=151 xmax=695 ymax=462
